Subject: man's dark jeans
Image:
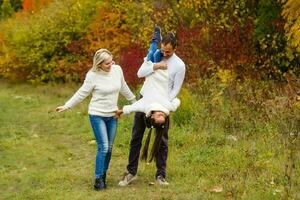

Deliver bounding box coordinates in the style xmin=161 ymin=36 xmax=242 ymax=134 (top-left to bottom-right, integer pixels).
xmin=126 ymin=111 xmax=170 ymax=178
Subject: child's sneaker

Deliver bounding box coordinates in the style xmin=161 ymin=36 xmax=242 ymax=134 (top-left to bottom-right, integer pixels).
xmin=152 ymin=26 xmax=162 ymax=43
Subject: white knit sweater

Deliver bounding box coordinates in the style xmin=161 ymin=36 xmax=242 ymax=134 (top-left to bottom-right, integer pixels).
xmin=64 ymin=65 xmax=136 ymax=117
xmin=123 ymin=66 xmax=180 ymax=116
xmin=123 ymin=94 xmax=180 ymax=117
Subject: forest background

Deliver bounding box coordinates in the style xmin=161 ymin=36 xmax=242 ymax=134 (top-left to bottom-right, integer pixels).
xmin=0 ymin=0 xmax=299 ymax=199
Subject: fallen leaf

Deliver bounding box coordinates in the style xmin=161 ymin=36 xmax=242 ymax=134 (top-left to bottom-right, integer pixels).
xmin=227 ymin=135 xmax=238 ymax=141
xmin=148 ymin=182 xmax=155 ymax=186
xmin=89 ymin=140 xmax=96 ymax=145
xmin=210 ymin=185 xmax=223 ymax=193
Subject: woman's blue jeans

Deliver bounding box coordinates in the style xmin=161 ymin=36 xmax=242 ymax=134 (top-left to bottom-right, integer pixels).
xmin=147 ymin=42 xmax=162 ymax=63
xmin=89 ymin=115 xmax=117 ymax=179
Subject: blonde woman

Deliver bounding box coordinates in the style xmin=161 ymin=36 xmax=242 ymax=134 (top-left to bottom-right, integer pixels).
xmin=56 ymin=49 xmax=136 ymax=191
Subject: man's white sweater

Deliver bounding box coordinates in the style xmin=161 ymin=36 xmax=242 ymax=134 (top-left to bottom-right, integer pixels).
xmin=64 ymin=65 xmax=136 ymax=117
xmin=122 ymin=63 xmax=180 ymax=116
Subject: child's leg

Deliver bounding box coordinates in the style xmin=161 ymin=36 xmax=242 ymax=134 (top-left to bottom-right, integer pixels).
xmin=153 ymin=49 xmax=162 ymax=63
xmin=147 ymin=42 xmax=158 ymax=62
xmin=146 ymin=26 xmax=161 ymax=62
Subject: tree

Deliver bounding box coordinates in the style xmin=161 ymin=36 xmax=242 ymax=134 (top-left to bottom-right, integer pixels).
xmin=0 ymin=0 xmax=22 ymax=11
xmin=282 ymin=0 xmax=300 ymax=52
xmin=0 ymin=0 xmax=13 ymax=19
xmin=10 ymin=0 xmax=23 ymax=11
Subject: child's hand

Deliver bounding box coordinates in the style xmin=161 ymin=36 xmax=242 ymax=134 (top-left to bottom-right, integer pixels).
xmin=114 ymin=109 xmax=123 ymax=119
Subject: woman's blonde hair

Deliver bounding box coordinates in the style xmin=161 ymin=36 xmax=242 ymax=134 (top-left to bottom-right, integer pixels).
xmin=92 ymin=49 xmax=113 ymax=71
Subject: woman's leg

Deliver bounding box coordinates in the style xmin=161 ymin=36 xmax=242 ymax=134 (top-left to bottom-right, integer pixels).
xmin=103 ymin=117 xmax=117 ymax=173
xmin=89 ymin=115 xmax=109 ymax=179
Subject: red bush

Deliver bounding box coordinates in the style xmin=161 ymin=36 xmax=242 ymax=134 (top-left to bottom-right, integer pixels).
xmin=22 ymin=0 xmax=52 ymax=11
xmin=176 ymin=21 xmax=257 ymax=82
xmin=118 ymin=44 xmax=147 ymax=87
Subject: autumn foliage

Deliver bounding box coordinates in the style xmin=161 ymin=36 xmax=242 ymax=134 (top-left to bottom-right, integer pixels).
xmin=176 ymin=21 xmax=256 ymax=82
xmin=0 ymin=0 xmax=299 ymax=84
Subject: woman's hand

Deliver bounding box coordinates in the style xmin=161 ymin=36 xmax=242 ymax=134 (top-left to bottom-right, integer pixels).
xmin=114 ymin=109 xmax=123 ymax=119
xmin=56 ymin=105 xmax=68 ymax=112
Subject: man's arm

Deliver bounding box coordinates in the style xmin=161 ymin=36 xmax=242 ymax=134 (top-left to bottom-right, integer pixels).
xmin=169 ymin=67 xmax=186 ymax=100
xmin=137 ymin=58 xmax=167 ymax=78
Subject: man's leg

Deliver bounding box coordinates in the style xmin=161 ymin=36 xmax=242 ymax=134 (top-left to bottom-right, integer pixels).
xmin=155 ymin=117 xmax=170 ymax=179
xmin=119 ymin=111 xmax=146 ymax=186
xmin=127 ymin=111 xmax=146 ymax=175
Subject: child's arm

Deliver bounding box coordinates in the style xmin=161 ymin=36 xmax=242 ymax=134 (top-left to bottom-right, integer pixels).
xmin=122 ymin=99 xmax=146 ymax=114
xmin=169 ymin=98 xmax=181 ymax=112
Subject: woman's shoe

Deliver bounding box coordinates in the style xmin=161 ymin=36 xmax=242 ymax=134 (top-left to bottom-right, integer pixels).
xmin=94 ymin=178 xmax=106 ymax=191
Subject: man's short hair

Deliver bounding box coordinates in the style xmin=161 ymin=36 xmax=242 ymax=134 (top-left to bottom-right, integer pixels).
xmin=161 ymin=32 xmax=177 ymax=49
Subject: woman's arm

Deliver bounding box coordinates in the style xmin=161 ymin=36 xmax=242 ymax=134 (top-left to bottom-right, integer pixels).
xmin=57 ymin=72 xmax=94 ymax=111
xmin=118 ymin=65 xmax=136 ymax=103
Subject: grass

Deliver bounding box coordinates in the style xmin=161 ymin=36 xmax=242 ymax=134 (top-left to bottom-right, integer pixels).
xmin=0 ymin=80 xmax=299 ymax=200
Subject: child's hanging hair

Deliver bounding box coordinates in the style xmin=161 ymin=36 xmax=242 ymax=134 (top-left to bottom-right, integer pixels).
xmin=140 ymin=116 xmax=166 ymax=162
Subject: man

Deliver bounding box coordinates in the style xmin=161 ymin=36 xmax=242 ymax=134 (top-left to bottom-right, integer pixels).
xmin=119 ymin=30 xmax=186 ymax=186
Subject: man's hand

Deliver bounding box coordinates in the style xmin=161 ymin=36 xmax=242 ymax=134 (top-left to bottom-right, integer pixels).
xmin=114 ymin=109 xmax=123 ymax=119
xmin=153 ymin=61 xmax=167 ymax=70
xmin=56 ymin=105 xmax=68 ymax=112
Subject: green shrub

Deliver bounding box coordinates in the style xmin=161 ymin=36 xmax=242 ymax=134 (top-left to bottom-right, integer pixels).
xmin=0 ymin=0 xmax=100 ymax=82
xmin=173 ymin=87 xmax=195 ymax=127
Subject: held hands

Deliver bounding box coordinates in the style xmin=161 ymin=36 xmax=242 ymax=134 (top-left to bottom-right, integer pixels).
xmin=114 ymin=109 xmax=123 ymax=119
xmin=56 ymin=105 xmax=68 ymax=112
xmin=153 ymin=61 xmax=167 ymax=70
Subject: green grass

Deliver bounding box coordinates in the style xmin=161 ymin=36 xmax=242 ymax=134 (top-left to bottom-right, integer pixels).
xmin=0 ymin=80 xmax=299 ymax=200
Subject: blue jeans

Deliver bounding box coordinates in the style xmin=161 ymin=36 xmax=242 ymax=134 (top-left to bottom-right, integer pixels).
xmin=89 ymin=115 xmax=117 ymax=179
xmin=147 ymin=42 xmax=162 ymax=63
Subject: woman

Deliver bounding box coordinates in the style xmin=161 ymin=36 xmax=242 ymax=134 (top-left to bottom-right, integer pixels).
xmin=56 ymin=49 xmax=136 ymax=191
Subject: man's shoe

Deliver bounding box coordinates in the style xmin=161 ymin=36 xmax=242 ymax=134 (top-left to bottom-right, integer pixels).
xmin=118 ymin=171 xmax=137 ymax=186
xmin=94 ymin=177 xmax=106 ymax=190
xmin=152 ymin=26 xmax=162 ymax=43
xmin=156 ymin=175 xmax=169 ymax=186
